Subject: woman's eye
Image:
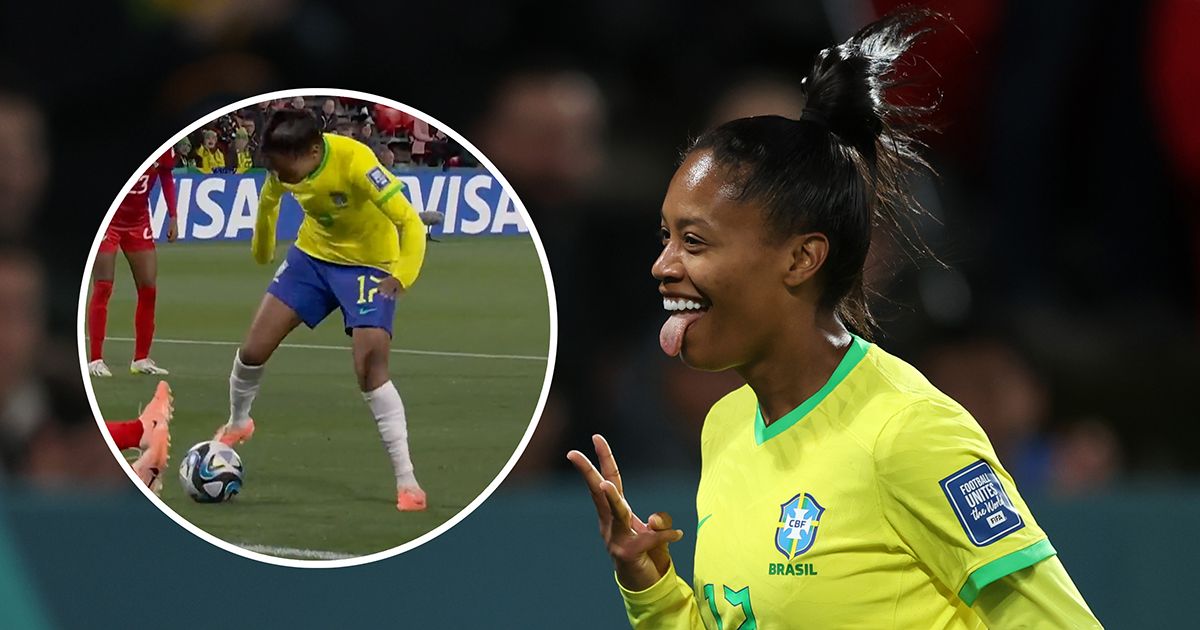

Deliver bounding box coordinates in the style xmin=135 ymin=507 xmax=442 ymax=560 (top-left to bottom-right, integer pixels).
xmin=684 ymin=234 xmax=703 ymax=247
xmin=659 ymin=227 xmax=670 ymax=243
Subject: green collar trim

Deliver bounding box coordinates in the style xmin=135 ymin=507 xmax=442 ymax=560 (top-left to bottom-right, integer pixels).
xmin=306 ymin=135 xmax=331 ymax=181
xmin=754 ymin=334 xmax=870 ymax=445
xmin=958 ymin=539 xmax=1056 ymax=606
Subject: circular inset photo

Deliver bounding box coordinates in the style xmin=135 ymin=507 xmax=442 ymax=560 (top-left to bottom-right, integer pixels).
xmin=76 ymin=89 xmax=555 ymax=566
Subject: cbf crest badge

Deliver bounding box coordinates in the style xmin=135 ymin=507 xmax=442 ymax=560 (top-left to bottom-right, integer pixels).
xmin=775 ymin=492 xmax=825 ymax=560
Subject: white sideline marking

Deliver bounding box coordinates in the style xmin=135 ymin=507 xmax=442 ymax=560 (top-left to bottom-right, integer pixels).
xmin=236 ymin=543 xmax=356 ymax=561
xmin=105 ymin=336 xmax=547 ymax=361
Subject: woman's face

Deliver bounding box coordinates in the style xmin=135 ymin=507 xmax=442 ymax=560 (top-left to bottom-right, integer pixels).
xmin=652 ymin=149 xmax=794 ymax=371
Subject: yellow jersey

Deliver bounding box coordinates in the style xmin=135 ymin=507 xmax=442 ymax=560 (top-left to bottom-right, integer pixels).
xmin=621 ymin=335 xmax=1060 ymax=628
xmin=252 ymin=133 xmax=426 ymax=288
xmin=195 ymin=145 xmax=225 ymax=174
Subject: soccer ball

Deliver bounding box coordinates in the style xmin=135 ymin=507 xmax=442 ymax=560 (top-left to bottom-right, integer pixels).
xmin=179 ymin=440 xmax=244 ymax=503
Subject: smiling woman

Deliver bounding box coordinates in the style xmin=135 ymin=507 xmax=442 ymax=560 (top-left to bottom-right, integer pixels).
xmin=568 ymin=9 xmax=1103 ymax=630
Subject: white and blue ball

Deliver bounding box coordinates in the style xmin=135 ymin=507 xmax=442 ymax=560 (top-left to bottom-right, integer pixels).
xmin=179 ymin=440 xmax=244 ymax=503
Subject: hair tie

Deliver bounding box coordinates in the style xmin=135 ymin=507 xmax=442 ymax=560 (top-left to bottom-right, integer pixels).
xmin=800 ymin=109 xmax=829 ymax=129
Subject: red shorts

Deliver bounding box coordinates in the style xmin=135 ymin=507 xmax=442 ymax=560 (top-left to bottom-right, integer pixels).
xmin=99 ymin=223 xmax=156 ymax=254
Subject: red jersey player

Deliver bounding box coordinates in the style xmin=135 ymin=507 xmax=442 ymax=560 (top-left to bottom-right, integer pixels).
xmin=87 ymin=148 xmax=178 ymax=377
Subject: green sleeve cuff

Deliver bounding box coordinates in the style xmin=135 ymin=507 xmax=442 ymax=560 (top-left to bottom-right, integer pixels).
xmin=959 ymin=539 xmax=1057 ymax=606
xmin=616 ymin=562 xmax=684 ymax=607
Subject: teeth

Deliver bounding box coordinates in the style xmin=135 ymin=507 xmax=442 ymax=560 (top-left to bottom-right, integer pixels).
xmin=663 ymin=298 xmax=707 ymax=312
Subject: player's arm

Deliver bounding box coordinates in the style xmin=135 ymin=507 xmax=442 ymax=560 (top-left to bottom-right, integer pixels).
xmin=874 ymin=401 xmax=1098 ymax=621
xmin=157 ymin=149 xmax=179 ymax=241
xmin=973 ymin=555 xmax=1103 ymax=628
xmin=157 ymin=149 xmax=178 ymax=219
xmin=355 ymin=150 xmax=426 ymax=288
xmin=567 ymin=436 xmax=702 ymax=630
xmin=252 ymin=173 xmax=283 ymax=264
xmin=617 ymin=563 xmax=707 ymax=629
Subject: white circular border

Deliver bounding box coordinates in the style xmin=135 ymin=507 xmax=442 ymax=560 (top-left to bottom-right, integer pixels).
xmin=75 ymin=88 xmax=559 ymax=569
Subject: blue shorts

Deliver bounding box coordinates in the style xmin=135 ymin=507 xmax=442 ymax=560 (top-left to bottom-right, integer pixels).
xmin=267 ymin=246 xmax=396 ymax=336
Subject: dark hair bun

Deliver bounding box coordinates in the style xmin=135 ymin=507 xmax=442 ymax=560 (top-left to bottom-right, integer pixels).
xmin=800 ymin=9 xmax=935 ymax=158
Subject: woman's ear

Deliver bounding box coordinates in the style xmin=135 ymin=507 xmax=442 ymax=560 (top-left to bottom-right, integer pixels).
xmin=783 ymin=232 xmax=829 ymax=288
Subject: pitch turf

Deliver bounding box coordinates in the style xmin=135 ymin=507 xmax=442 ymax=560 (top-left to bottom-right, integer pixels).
xmin=87 ymin=237 xmax=551 ymax=559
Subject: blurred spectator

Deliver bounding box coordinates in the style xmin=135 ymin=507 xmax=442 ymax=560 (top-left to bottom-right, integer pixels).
xmin=410 ymin=119 xmax=437 ymax=165
xmin=227 ymin=127 xmax=255 ymax=173
xmin=920 ymin=336 xmax=1123 ymax=496
xmin=0 ymin=246 xmax=45 ymax=474
xmin=174 ymin=138 xmax=197 ymax=169
xmin=359 ymin=120 xmax=374 ymax=142
xmin=237 ymin=109 xmax=262 ymax=140
xmin=194 ymin=129 xmax=225 ymax=173
xmin=706 ymin=73 xmax=806 ymax=127
xmin=372 ymin=142 xmax=394 ymax=169
xmin=333 ymin=119 xmax=356 ymax=137
xmin=476 ymin=69 xmax=606 ymax=209
xmin=319 ymin=98 xmax=338 ymax=131
xmin=0 ymin=245 xmax=123 ymax=485
xmin=241 ymin=116 xmax=261 ymax=156
xmin=0 ymin=89 xmax=48 ymax=238
xmin=1050 ymin=419 xmax=1123 ymax=496
xmin=477 ymin=68 xmax=613 ymax=477
xmin=387 ymin=139 xmax=415 ymax=171
xmin=289 ymin=95 xmax=306 ymax=110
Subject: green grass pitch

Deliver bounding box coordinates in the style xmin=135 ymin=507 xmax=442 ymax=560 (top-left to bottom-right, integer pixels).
xmin=87 ymin=236 xmax=551 ymax=559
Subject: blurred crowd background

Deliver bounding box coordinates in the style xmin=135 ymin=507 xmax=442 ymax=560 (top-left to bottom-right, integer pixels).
xmin=176 ymin=95 xmax=474 ymax=174
xmin=0 ymin=0 xmax=1198 ymax=626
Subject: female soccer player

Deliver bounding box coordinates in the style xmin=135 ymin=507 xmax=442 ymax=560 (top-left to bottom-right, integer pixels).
xmin=568 ymin=11 xmax=1102 ymax=629
xmin=87 ymin=148 xmax=178 ymax=377
xmin=211 ymin=108 xmax=429 ymax=512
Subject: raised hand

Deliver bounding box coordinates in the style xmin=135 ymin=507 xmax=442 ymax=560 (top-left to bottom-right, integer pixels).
xmin=568 ymin=434 xmax=684 ymax=591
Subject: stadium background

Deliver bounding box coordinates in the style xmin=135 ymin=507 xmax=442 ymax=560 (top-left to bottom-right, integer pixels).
xmin=1 ymin=0 xmax=1197 ymax=627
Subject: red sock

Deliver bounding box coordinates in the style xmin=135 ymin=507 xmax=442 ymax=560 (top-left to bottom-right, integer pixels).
xmin=88 ymin=280 xmax=114 ymax=362
xmin=106 ymin=420 xmax=144 ymax=450
xmin=134 ymin=285 xmax=157 ymax=361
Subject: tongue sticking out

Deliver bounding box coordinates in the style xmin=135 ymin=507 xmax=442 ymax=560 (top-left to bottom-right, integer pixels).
xmin=659 ymin=311 xmax=705 ymax=357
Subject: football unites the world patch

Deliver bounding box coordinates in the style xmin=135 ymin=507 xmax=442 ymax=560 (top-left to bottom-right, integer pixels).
xmin=775 ymin=492 xmax=824 ymax=560
xmin=367 ymin=167 xmax=392 ymax=191
xmin=939 ymin=460 xmax=1024 ymax=546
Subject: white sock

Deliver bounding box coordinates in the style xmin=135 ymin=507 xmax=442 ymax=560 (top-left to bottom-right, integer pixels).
xmin=364 ymin=381 xmax=418 ymax=489
xmin=229 ymin=351 xmax=265 ymax=428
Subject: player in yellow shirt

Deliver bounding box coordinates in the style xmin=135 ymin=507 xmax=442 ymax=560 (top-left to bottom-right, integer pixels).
xmin=211 ymin=108 xmax=430 ymax=511
xmin=194 ymin=129 xmax=226 ymax=173
xmin=567 ymin=10 xmax=1103 ymax=628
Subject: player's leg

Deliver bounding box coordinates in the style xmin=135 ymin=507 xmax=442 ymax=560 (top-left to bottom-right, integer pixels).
xmin=215 ymin=293 xmax=302 ymax=445
xmin=216 ymin=248 xmax=334 ymax=445
xmin=333 ymin=265 xmax=424 ymax=511
xmin=352 ymin=326 xmax=425 ymax=511
xmin=127 ymin=381 xmax=174 ymax=494
xmin=124 ymin=234 xmax=166 ymax=374
xmin=87 ymin=233 xmax=119 ymax=377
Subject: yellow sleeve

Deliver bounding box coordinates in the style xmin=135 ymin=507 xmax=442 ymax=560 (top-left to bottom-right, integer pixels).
xmin=973 ymin=556 xmax=1103 ymax=628
xmin=351 ymin=147 xmax=426 ymax=288
xmin=875 ymin=400 xmax=1056 ymax=607
xmin=252 ymin=173 xmax=283 ymax=264
xmin=616 ymin=562 xmax=706 ymax=630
